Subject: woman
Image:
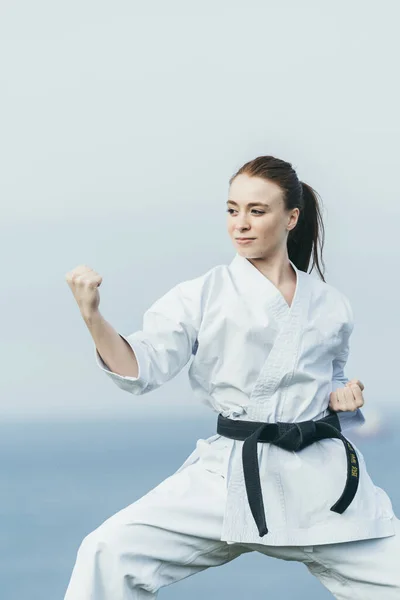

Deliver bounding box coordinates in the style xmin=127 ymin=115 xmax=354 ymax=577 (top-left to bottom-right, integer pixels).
xmin=64 ymin=155 xmax=399 ymax=599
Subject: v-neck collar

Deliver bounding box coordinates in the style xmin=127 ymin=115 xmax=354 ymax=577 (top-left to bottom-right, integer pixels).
xmin=229 ymin=253 xmax=300 ymax=313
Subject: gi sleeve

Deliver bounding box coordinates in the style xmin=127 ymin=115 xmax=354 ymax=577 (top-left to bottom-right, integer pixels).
xmin=94 ymin=277 xmax=203 ymax=395
xmin=331 ymin=331 xmax=352 ymax=391
xmin=332 ymin=293 xmax=366 ymax=432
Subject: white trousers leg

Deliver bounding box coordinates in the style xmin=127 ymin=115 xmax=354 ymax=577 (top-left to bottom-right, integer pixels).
xmin=295 ymin=514 xmax=400 ymax=599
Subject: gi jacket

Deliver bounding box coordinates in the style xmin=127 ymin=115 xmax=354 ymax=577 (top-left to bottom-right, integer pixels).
xmin=95 ymin=254 xmax=395 ymax=546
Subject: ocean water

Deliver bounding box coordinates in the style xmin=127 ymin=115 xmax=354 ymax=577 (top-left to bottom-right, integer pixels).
xmin=1 ymin=416 xmax=399 ymax=600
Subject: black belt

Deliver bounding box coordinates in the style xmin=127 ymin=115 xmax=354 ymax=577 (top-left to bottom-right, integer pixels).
xmin=217 ymin=411 xmax=360 ymax=537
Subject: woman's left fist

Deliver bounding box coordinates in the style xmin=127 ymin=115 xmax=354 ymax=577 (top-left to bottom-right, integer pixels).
xmin=328 ymin=378 xmax=365 ymax=412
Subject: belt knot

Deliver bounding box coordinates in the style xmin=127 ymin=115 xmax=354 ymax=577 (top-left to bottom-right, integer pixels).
xmin=274 ymin=420 xmax=317 ymax=451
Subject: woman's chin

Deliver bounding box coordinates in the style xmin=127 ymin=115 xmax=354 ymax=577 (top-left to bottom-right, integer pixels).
xmin=237 ymin=249 xmax=260 ymax=259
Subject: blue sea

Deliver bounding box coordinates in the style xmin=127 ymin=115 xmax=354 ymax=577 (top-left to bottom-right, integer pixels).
xmin=1 ymin=416 xmax=399 ymax=600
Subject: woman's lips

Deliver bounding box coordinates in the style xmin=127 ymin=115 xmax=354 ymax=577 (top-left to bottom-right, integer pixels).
xmin=236 ymin=238 xmax=255 ymax=244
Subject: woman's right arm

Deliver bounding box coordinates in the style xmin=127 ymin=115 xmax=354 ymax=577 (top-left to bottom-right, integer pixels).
xmin=82 ymin=311 xmax=139 ymax=378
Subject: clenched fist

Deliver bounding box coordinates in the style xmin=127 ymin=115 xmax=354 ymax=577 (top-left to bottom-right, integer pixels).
xmin=328 ymin=379 xmax=365 ymax=413
xmin=65 ymin=265 xmax=103 ymax=319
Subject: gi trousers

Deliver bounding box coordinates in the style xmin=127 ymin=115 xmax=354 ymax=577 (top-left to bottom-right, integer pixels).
xmin=64 ymin=437 xmax=400 ymax=600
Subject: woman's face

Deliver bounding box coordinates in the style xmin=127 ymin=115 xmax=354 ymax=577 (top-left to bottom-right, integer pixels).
xmin=227 ymin=174 xmax=299 ymax=259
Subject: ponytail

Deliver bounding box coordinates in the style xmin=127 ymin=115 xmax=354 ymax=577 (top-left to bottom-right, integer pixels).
xmin=287 ymin=181 xmax=326 ymax=281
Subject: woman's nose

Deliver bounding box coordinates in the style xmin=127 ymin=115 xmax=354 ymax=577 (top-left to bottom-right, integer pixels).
xmin=235 ymin=215 xmax=250 ymax=229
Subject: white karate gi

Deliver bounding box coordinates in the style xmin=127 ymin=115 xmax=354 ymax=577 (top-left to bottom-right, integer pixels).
xmin=64 ymin=253 xmax=400 ymax=599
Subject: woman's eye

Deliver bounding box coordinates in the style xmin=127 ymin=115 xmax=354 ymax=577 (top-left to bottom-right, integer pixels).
xmin=226 ymin=209 xmax=264 ymax=215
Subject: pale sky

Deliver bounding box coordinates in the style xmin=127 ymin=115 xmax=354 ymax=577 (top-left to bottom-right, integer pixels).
xmin=1 ymin=0 xmax=399 ymax=420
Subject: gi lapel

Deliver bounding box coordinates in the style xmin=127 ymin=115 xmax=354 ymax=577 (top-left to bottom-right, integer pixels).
xmin=243 ymin=259 xmax=310 ymax=422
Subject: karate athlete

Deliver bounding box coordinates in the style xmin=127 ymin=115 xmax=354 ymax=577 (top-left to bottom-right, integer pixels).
xmin=64 ymin=155 xmax=399 ymax=599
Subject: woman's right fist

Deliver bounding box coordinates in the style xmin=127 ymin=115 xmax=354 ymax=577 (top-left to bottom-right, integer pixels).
xmin=65 ymin=265 xmax=102 ymax=318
